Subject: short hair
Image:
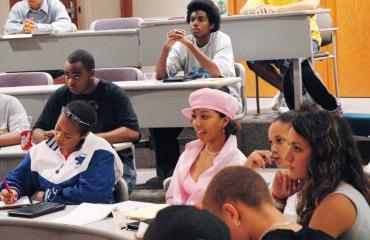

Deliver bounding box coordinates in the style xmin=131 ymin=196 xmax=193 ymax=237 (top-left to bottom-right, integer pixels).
xmin=144 ymin=205 xmax=230 ymax=240
xmin=203 ymin=166 xmax=272 ymax=213
xmin=186 ymin=0 xmax=221 ymax=32
xmin=64 ymin=100 xmax=97 ymax=135
xmin=67 ymin=49 xmax=95 ymax=72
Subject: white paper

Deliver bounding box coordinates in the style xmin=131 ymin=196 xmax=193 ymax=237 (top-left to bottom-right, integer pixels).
xmin=114 ymin=200 xmax=153 ymax=212
xmin=136 ymin=221 xmax=149 ymax=238
xmin=0 ymin=196 xmax=31 ymax=210
xmin=50 ymin=201 xmax=159 ymax=226
xmin=50 ymin=203 xmax=114 ymax=226
xmin=254 ymin=168 xmax=280 ymax=185
xmin=2 ymin=34 xmax=32 ymax=39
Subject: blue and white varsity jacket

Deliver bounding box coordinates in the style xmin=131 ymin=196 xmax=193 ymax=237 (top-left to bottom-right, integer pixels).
xmin=0 ymin=133 xmax=123 ymax=204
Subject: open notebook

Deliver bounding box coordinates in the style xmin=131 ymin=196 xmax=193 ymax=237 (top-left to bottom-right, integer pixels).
xmin=50 ymin=201 xmax=169 ymax=226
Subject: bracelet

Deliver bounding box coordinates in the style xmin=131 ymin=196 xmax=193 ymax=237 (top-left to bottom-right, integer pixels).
xmin=272 ymin=198 xmax=286 ymax=210
xmin=271 ymin=191 xmax=287 ymax=204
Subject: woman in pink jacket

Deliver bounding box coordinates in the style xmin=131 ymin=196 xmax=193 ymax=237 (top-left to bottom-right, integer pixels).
xmin=166 ymin=88 xmax=246 ymax=205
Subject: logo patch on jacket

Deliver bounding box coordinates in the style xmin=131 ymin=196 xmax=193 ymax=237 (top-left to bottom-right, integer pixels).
xmin=75 ymin=153 xmax=87 ymax=166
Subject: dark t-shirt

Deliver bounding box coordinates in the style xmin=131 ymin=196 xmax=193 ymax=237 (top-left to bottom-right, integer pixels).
xmin=262 ymin=228 xmax=335 ymax=240
xmin=33 ymin=79 xmax=139 ymax=134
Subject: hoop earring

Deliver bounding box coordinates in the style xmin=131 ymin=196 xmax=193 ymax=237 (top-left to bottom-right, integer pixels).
xmin=234 ymin=219 xmax=240 ymax=226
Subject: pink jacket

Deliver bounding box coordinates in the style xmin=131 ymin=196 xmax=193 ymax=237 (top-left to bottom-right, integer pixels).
xmin=166 ymin=135 xmax=246 ymax=205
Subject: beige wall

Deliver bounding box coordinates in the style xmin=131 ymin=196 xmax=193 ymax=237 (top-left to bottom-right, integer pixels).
xmin=0 ymin=0 xmax=10 ymax=34
xmin=133 ymin=0 xmax=189 ymax=18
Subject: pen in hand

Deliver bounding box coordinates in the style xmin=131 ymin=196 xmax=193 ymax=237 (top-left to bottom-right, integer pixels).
xmin=2 ymin=177 xmax=16 ymax=203
xmin=28 ymin=196 xmax=33 ymax=205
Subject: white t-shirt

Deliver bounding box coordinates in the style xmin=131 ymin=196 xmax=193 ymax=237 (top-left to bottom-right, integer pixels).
xmin=166 ymin=31 xmax=235 ymax=78
xmin=0 ymin=94 xmax=30 ymax=135
xmin=166 ymin=31 xmax=241 ymax=107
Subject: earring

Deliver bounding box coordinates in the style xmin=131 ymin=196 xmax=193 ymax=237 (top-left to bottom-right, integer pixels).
xmin=234 ymin=219 xmax=240 ymax=226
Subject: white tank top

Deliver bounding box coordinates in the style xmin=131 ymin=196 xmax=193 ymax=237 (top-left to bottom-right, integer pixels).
xmin=331 ymin=182 xmax=370 ymax=240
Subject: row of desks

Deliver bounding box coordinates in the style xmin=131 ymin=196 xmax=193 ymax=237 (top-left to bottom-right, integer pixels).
xmin=0 ymin=9 xmax=329 ymax=107
xmin=0 ymin=78 xmax=242 ymax=129
xmin=0 ymin=170 xmax=282 ymax=240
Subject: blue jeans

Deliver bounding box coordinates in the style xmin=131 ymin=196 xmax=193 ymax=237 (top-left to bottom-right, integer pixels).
xmin=117 ymin=148 xmax=136 ymax=194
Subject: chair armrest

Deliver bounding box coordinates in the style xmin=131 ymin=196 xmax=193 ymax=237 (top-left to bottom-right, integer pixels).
xmin=163 ymin=177 xmax=172 ymax=191
xmin=312 ymin=27 xmax=338 ymax=32
xmin=112 ymin=142 xmax=134 ymax=151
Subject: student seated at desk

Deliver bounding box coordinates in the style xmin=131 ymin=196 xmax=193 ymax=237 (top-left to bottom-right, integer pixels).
xmin=0 ymin=93 xmax=30 ymax=147
xmin=4 ymin=0 xmax=76 ymax=34
xmin=0 ymin=100 xmax=123 ymax=205
xmin=203 ymin=166 xmax=335 ymax=240
xmin=32 ymin=49 xmax=140 ymax=194
xmin=270 ymin=105 xmax=370 ymax=239
xmin=166 ymin=88 xmax=245 ymax=205
xmin=240 ymin=0 xmax=341 ymax=115
xmin=146 ymin=0 xmax=239 ymax=189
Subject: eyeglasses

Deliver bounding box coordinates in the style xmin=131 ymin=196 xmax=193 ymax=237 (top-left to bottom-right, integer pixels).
xmin=61 ymin=106 xmax=92 ymax=127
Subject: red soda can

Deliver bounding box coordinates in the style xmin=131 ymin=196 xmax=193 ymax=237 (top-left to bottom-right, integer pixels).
xmin=20 ymin=130 xmax=33 ymax=150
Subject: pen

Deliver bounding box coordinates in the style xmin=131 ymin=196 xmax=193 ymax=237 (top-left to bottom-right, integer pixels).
xmin=2 ymin=177 xmax=15 ymax=202
xmin=28 ymin=195 xmax=33 ymax=205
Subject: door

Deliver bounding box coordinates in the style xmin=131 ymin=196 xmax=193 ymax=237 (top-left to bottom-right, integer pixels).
xmin=59 ymin=0 xmax=79 ymax=28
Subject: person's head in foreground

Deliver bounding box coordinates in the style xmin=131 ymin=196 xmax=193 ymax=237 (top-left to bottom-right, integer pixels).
xmin=203 ymin=166 xmax=336 ymax=240
xmin=143 ymin=205 xmax=230 ymax=240
xmin=181 ymin=88 xmax=240 ymax=145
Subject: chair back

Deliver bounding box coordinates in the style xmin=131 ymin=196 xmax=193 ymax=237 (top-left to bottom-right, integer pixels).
xmin=114 ymin=178 xmax=129 ymax=202
xmin=316 ymin=12 xmax=333 ymax=47
xmin=95 ymin=67 xmax=144 ymax=82
xmin=90 ymin=17 xmax=143 ymax=30
xmin=0 ymin=72 xmax=53 ymax=87
xmin=233 ymin=63 xmax=247 ymax=120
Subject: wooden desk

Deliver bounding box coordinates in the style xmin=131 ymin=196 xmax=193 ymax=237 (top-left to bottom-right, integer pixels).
xmin=0 ymin=29 xmax=140 ymax=72
xmin=140 ymin=9 xmax=329 ymax=108
xmin=0 ymin=78 xmax=241 ymax=129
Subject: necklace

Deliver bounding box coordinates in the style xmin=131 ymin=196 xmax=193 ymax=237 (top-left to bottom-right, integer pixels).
xmin=205 ymin=145 xmax=221 ymax=156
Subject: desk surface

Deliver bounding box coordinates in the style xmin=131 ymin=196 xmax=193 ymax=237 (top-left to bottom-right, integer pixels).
xmin=0 ymin=29 xmax=140 ymax=72
xmin=0 ymin=78 xmax=240 ymax=95
xmin=140 ymin=9 xmax=329 ymax=65
xmin=0 ymin=205 xmax=134 ymax=240
xmin=1 ymin=9 xmax=329 ymax=72
xmin=0 ymin=78 xmax=241 ymax=128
